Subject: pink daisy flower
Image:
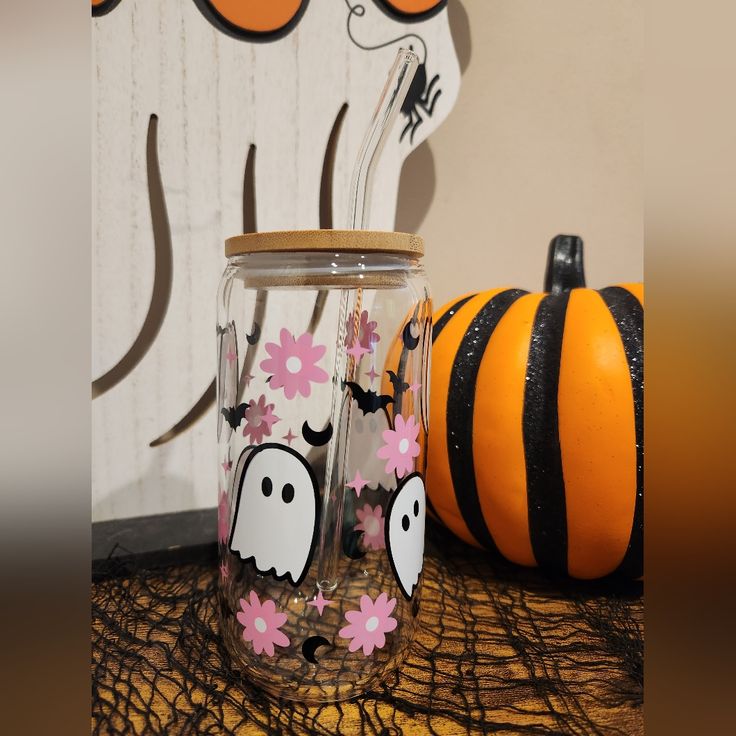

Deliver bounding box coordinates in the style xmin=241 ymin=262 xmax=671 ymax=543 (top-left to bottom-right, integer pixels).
xmin=345 ymin=310 xmax=380 ymax=353
xmin=242 ymin=394 xmax=280 ymax=444
xmin=236 ymin=591 xmax=290 ymax=657
xmin=218 ymin=489 xmax=229 ymax=544
xmin=339 ymin=592 xmax=398 ymax=656
xmin=260 ymin=328 xmax=329 ymax=400
xmin=376 ymin=414 xmax=421 ymax=478
xmin=354 ymin=504 xmax=386 ymax=551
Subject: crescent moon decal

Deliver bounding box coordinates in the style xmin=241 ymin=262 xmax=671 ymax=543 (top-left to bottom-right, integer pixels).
xmin=402 ymin=321 xmax=420 ymax=350
xmin=302 ymin=420 xmax=333 ymax=447
xmin=301 ymin=635 xmax=331 ymax=665
xmin=343 ymin=529 xmax=367 ymax=560
xmin=245 ymin=322 xmax=261 ymax=345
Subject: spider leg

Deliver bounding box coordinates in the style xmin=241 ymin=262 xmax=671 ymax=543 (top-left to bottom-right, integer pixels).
xmin=409 ymin=113 xmax=423 ymax=144
xmin=423 ymin=74 xmax=440 ymax=100
xmin=400 ymin=112 xmax=415 ymax=143
xmin=419 ymin=88 xmax=442 ymax=117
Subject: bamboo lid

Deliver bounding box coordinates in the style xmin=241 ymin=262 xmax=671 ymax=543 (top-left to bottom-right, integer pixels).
xmin=225 ymin=230 xmax=424 ymax=258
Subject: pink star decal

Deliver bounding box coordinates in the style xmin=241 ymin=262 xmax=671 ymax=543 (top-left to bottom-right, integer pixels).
xmin=243 ymin=373 xmax=254 ymax=388
xmin=307 ymin=591 xmax=333 ymax=616
xmin=225 ymin=349 xmax=237 ymax=364
xmin=409 ymin=382 xmax=421 ymax=394
xmin=220 ymin=561 xmax=229 ymax=580
xmin=282 ymin=428 xmax=297 ymax=446
xmin=365 ymin=366 xmax=381 ymax=385
xmin=221 ymin=454 xmax=232 ymax=473
xmin=346 ymin=470 xmax=370 ymax=498
xmin=347 ymin=340 xmax=370 ymax=361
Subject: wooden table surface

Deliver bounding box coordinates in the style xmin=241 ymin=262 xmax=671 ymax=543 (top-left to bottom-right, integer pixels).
xmin=92 ymin=523 xmax=643 ymax=735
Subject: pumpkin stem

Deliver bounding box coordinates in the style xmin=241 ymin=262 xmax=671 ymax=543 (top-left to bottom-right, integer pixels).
xmin=544 ymin=235 xmax=586 ymax=293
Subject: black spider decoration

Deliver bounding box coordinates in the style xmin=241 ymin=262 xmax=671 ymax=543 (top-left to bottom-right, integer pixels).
xmin=400 ymin=58 xmax=441 ymax=144
xmin=344 ymin=2 xmax=443 ymax=144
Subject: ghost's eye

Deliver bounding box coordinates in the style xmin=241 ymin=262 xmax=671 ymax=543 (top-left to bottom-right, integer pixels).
xmin=369 ymin=417 xmax=377 ymax=433
xmin=282 ymin=483 xmax=295 ymax=504
xmin=413 ymin=499 xmax=419 ymax=517
xmin=402 ymin=514 xmax=410 ymax=531
xmin=261 ymin=477 xmax=273 ymax=497
xmin=91 ymin=0 xmax=124 ymax=17
xmin=195 ymin=0 xmax=308 ymax=41
xmin=375 ymin=0 xmax=447 ymax=22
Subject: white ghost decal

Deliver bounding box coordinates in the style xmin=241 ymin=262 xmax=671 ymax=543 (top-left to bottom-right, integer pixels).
xmin=229 ymin=444 xmax=320 ymax=587
xmin=386 ymin=472 xmax=426 ymax=599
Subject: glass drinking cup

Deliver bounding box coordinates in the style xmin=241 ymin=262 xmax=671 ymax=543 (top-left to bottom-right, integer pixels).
xmin=216 ymin=230 xmax=431 ymax=702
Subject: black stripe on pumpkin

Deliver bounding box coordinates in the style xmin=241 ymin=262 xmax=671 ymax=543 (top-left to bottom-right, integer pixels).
xmin=446 ymin=289 xmax=527 ymax=551
xmin=598 ymin=286 xmax=644 ymax=578
xmin=432 ymin=294 xmax=477 ymax=343
xmin=523 ymin=292 xmax=571 ymax=573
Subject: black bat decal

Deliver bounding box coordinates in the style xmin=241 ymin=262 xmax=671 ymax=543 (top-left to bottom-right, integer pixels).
xmin=387 ymin=370 xmax=410 ymax=395
xmin=221 ymin=403 xmax=248 ymax=430
xmin=344 ymin=381 xmax=394 ymax=415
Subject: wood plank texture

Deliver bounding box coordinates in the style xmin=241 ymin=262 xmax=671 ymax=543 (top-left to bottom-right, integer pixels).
xmin=92 ymin=0 xmax=461 ymax=521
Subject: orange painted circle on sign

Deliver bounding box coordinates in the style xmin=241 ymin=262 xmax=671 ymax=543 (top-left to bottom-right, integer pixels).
xmin=382 ymin=0 xmax=445 ymax=15
xmin=207 ymin=0 xmax=305 ymax=33
xmin=91 ymin=0 xmax=124 ymax=16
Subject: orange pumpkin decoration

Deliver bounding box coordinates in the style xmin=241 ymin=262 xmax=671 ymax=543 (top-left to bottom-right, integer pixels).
xmin=426 ymin=235 xmax=643 ymax=579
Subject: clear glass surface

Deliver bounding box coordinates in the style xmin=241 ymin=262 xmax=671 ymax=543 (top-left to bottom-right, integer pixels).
xmin=216 ymin=243 xmax=431 ymax=702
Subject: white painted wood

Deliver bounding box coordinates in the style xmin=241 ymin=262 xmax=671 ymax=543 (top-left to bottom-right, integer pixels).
xmin=92 ymin=0 xmax=461 ymax=521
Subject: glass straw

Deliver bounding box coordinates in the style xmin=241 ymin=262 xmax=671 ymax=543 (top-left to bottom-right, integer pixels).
xmin=347 ymin=48 xmax=420 ymax=230
xmin=316 ymin=48 xmax=419 ymax=591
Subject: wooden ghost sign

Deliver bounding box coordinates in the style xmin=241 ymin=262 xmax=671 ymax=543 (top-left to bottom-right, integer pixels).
xmin=92 ymin=0 xmax=461 ymax=521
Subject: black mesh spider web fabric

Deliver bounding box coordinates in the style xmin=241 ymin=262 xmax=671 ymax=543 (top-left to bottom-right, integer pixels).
xmin=91 ymin=522 xmax=643 ymax=735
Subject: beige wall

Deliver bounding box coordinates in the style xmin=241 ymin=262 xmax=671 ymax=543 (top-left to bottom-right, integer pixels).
xmin=397 ymin=0 xmax=643 ymax=307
